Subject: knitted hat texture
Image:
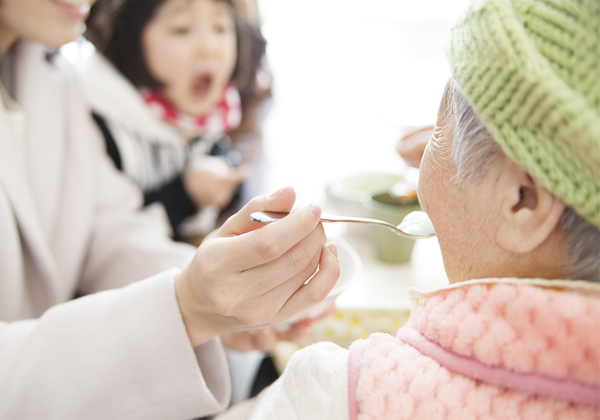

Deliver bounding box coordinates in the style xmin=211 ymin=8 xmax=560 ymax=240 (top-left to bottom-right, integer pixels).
xmin=446 ymin=0 xmax=600 ymax=229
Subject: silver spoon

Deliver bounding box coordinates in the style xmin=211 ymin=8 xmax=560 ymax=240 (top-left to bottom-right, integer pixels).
xmin=250 ymin=210 xmax=436 ymax=239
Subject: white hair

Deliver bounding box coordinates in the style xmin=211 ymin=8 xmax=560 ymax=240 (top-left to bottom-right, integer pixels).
xmin=448 ymin=79 xmax=600 ymax=282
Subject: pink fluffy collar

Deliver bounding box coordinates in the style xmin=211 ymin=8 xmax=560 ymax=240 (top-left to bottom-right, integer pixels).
xmin=408 ymin=278 xmax=600 ymax=386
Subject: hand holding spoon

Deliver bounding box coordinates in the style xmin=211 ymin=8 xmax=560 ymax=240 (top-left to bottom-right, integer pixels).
xmin=250 ymin=210 xmax=435 ymax=239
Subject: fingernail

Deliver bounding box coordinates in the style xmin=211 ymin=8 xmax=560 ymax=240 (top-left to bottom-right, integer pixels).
xmin=328 ymin=242 xmax=338 ymax=258
xmin=308 ymin=202 xmax=321 ymax=220
xmin=268 ymin=187 xmax=285 ymax=198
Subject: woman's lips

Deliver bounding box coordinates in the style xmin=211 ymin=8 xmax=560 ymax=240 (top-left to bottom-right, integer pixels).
xmin=49 ymin=0 xmax=92 ymax=18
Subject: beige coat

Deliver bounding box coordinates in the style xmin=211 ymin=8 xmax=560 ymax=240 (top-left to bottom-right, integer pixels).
xmin=0 ymin=42 xmax=230 ymax=419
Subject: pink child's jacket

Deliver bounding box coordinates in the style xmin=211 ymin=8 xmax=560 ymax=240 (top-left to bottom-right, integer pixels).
xmin=348 ymin=278 xmax=600 ymax=419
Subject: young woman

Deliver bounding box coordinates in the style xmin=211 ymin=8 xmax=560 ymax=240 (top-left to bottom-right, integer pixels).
xmin=0 ymin=0 xmax=339 ymax=417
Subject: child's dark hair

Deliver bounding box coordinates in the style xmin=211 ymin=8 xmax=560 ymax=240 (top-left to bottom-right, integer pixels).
xmin=86 ymin=0 xmax=257 ymax=93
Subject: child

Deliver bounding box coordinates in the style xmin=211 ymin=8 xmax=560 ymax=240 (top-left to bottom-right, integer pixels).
xmin=78 ymin=0 xmax=255 ymax=238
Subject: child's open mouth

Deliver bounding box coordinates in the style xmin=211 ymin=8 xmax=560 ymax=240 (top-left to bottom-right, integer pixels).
xmin=192 ymin=73 xmax=213 ymax=98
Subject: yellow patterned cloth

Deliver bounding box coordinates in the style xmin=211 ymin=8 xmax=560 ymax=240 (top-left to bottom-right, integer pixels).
xmin=273 ymin=308 xmax=411 ymax=374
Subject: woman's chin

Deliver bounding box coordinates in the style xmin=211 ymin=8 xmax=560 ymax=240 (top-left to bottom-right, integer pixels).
xmin=46 ymin=33 xmax=81 ymax=49
xmin=28 ymin=24 xmax=83 ymax=49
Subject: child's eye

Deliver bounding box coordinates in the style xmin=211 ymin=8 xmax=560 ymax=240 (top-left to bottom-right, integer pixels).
xmin=171 ymin=26 xmax=191 ymax=35
xmin=213 ymin=22 xmax=234 ymax=35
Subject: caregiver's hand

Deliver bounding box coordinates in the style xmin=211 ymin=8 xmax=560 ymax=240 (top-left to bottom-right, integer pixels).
xmin=175 ymin=187 xmax=340 ymax=348
xmin=219 ymin=322 xmax=312 ymax=354
xmin=220 ymin=305 xmax=336 ymax=353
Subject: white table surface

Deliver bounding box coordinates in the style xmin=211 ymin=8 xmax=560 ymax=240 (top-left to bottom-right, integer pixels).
xmin=324 ymin=219 xmax=448 ymax=312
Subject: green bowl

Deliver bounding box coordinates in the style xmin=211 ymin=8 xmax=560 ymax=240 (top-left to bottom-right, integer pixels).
xmin=361 ymin=188 xmax=421 ymax=264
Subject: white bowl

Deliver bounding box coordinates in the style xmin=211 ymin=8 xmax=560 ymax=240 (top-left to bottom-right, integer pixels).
xmin=325 ymin=172 xmax=402 ymax=216
xmin=274 ymin=237 xmax=361 ymax=330
xmin=325 ymin=173 xmax=403 ymax=237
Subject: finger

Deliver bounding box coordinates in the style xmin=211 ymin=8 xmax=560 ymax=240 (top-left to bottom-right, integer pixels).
xmin=232 ymin=233 xmax=323 ymax=313
xmin=282 ymin=243 xmax=340 ymax=322
xmin=263 ymin=243 xmax=340 ymax=325
xmin=275 ymin=320 xmax=313 ymax=343
xmin=222 ymin=331 xmax=264 ymax=353
xmin=251 ymin=328 xmax=278 ymax=354
xmin=208 ymin=233 xmax=324 ymax=329
xmin=220 ymin=332 xmax=253 ymax=352
xmin=236 ymin=223 xmax=325 ymax=291
xmin=211 ymin=201 xmax=322 ymax=272
xmin=218 ymin=186 xmax=297 ymax=236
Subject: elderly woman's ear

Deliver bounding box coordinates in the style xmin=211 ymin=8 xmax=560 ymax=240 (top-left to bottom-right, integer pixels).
xmin=495 ymin=158 xmax=565 ymax=255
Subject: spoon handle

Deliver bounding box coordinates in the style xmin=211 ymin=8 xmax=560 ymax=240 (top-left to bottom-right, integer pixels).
xmin=251 ymin=211 xmax=385 ymax=225
xmin=249 ymin=211 xmax=433 ymax=239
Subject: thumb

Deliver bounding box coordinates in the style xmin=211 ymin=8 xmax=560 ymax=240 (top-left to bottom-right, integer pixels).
xmin=219 ymin=186 xmax=297 ymax=236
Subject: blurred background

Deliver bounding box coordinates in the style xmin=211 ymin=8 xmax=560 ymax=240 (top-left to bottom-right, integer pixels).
xmin=253 ymin=0 xmax=472 ymax=203
xmin=61 ymin=0 xmax=473 ymax=207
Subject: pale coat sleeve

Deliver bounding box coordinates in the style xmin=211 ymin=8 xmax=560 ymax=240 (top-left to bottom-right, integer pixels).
xmin=76 ymin=102 xmax=197 ymax=293
xmin=217 ymin=342 xmax=349 ymax=420
xmin=46 ymin=48 xmax=197 ymax=294
xmin=0 ymin=43 xmax=231 ymax=419
xmin=0 ymin=269 xmax=231 ymax=419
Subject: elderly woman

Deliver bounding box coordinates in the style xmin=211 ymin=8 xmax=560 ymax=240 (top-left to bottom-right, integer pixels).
xmin=217 ymin=0 xmax=600 ymax=418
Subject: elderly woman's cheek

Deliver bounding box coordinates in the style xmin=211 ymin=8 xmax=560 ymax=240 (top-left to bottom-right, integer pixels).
xmin=417 ymin=163 xmax=442 ymax=227
xmin=417 ymin=155 xmax=432 ymax=215
xmin=417 ymin=141 xmax=442 ymax=210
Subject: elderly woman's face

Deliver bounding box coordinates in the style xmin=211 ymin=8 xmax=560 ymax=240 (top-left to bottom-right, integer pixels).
xmin=418 ymin=90 xmax=504 ymax=283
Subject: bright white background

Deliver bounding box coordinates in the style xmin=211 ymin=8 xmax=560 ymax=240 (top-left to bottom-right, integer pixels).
xmin=256 ymin=0 xmax=471 ymax=203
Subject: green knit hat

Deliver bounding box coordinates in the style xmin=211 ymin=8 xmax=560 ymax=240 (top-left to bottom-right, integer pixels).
xmin=446 ymin=0 xmax=600 ymax=229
